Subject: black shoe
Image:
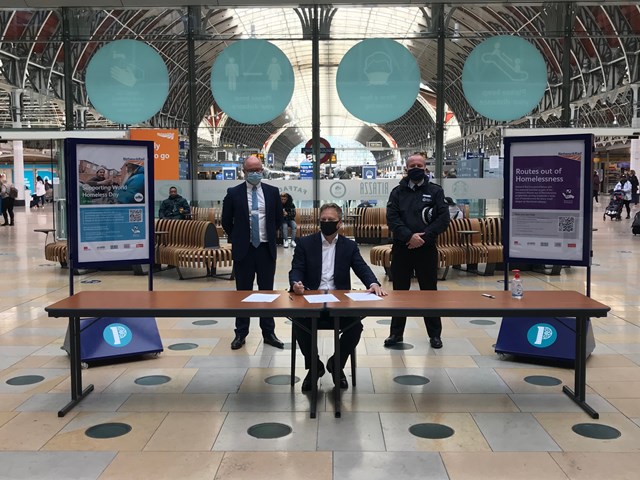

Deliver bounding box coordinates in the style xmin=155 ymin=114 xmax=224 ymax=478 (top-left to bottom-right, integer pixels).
xmin=301 ymin=360 xmax=325 ymax=392
xmin=326 ymin=356 xmax=348 ymax=389
xmin=430 ymin=337 xmax=443 ymax=349
xmin=230 ymin=334 xmax=246 ymax=350
xmin=0 ymin=223 xmax=7 ymax=226
xmin=263 ymin=332 xmax=284 ymax=349
xmin=384 ymin=334 xmax=403 ymax=347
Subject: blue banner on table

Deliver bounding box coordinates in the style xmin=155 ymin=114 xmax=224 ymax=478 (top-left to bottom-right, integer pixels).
xmin=495 ymin=317 xmax=595 ymax=364
xmin=65 ymin=138 xmax=155 ymax=269
xmin=503 ymin=134 xmax=593 ymax=266
xmin=79 ymin=317 xmax=163 ymax=363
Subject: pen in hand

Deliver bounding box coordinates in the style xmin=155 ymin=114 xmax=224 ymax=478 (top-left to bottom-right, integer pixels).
xmin=482 ymin=294 xmax=495 ymax=299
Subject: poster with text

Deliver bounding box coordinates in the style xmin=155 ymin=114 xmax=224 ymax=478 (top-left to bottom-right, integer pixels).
xmin=67 ymin=139 xmax=154 ymax=267
xmin=505 ymin=135 xmax=592 ymax=266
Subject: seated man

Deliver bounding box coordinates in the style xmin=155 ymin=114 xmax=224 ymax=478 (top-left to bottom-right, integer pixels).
xmin=289 ymin=202 xmax=386 ymax=392
xmin=159 ymin=186 xmax=191 ymax=219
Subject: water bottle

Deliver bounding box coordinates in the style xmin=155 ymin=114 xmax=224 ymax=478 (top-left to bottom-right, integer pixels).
xmin=511 ymin=269 xmax=524 ymax=299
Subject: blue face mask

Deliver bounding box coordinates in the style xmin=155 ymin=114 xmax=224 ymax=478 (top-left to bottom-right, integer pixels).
xmin=407 ymin=167 xmax=426 ymax=182
xmin=246 ymin=171 xmax=262 ymax=186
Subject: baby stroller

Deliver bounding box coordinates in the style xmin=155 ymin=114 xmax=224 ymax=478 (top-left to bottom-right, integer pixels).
xmin=603 ymin=190 xmax=624 ymax=221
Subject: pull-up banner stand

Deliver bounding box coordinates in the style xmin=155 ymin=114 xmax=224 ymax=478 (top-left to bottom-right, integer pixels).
xmin=63 ymin=138 xmax=162 ymax=366
xmin=496 ymin=134 xmax=595 ymax=364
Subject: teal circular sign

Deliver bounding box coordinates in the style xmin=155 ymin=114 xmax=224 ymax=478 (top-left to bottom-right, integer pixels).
xmin=462 ymin=36 xmax=547 ymax=121
xmin=211 ymin=40 xmax=295 ymax=125
xmin=527 ymin=323 xmax=557 ymax=348
xmin=337 ymin=39 xmax=420 ymax=124
xmin=103 ymin=323 xmax=133 ymax=348
xmin=86 ymin=40 xmax=169 ymax=125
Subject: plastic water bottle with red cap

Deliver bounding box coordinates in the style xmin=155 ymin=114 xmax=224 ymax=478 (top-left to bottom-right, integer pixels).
xmin=511 ymin=269 xmax=524 ymax=299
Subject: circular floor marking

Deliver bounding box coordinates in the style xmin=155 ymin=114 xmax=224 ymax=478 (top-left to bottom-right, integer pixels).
xmin=394 ymin=375 xmax=430 ymax=386
xmin=168 ymin=342 xmax=199 ymax=351
xmin=6 ymin=375 xmax=45 ymax=386
xmin=247 ymin=422 xmax=292 ymax=439
xmin=192 ymin=320 xmax=218 ymax=326
xmin=265 ymin=375 xmax=299 ymax=385
xmin=572 ymin=423 xmax=621 ymax=440
xmin=470 ymin=319 xmax=496 ymax=326
xmin=409 ymin=423 xmax=455 ymax=439
xmin=524 ymin=375 xmax=562 ymax=386
xmin=134 ymin=375 xmax=172 ymax=386
xmin=386 ymin=343 xmax=414 ymax=350
xmin=85 ymin=422 xmax=132 ymax=439
xmin=376 ymin=319 xmax=392 ymax=325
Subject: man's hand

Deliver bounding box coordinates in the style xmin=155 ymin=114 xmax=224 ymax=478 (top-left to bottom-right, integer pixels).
xmin=292 ymin=281 xmax=305 ymax=295
xmin=368 ymin=283 xmax=387 ymax=296
xmin=406 ymin=233 xmax=425 ymax=249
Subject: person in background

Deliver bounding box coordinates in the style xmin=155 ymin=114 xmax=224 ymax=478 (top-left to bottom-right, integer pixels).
xmin=1 ymin=175 xmax=16 ymax=226
xmin=222 ymin=155 xmax=284 ymax=350
xmin=159 ymin=186 xmax=190 ymax=219
xmin=592 ymin=170 xmax=600 ymax=203
xmin=385 ymin=152 xmax=451 ymax=349
xmin=628 ymin=169 xmax=639 ymax=205
xmin=445 ymin=196 xmax=463 ymax=219
xmin=289 ymin=203 xmax=386 ymax=391
xmin=34 ymin=176 xmax=46 ymax=208
xmin=614 ymin=173 xmax=632 ymax=219
xmin=280 ymin=192 xmax=297 ymax=248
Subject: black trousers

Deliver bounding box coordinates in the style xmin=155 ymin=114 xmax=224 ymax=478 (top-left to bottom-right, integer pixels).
xmin=389 ymin=243 xmax=442 ymax=338
xmin=1 ymin=197 xmax=14 ymax=224
xmin=293 ymin=317 xmax=362 ymax=370
xmin=233 ymin=243 xmax=276 ymax=336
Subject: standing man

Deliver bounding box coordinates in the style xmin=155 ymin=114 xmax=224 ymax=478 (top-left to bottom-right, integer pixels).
xmin=290 ymin=203 xmax=386 ymax=391
xmin=159 ymin=186 xmax=190 ymax=219
xmin=384 ymin=152 xmax=450 ymax=349
xmin=222 ymin=156 xmax=284 ymax=350
xmin=628 ymin=169 xmax=639 ymax=206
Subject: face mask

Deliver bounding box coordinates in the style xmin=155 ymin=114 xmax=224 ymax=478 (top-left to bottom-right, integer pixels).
xmin=320 ymin=221 xmax=339 ymax=236
xmin=246 ymin=171 xmax=262 ymax=185
xmin=407 ymin=167 xmax=426 ymax=182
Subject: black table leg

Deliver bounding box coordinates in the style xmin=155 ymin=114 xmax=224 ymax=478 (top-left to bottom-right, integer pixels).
xmin=333 ymin=315 xmax=341 ymax=418
xmin=562 ymin=316 xmax=599 ymax=419
xmin=58 ymin=316 xmax=94 ymax=417
xmin=310 ymin=317 xmax=318 ymax=419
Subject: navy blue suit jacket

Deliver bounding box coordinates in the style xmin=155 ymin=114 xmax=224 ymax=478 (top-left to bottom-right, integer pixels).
xmin=289 ymin=232 xmax=379 ymax=290
xmin=221 ymin=181 xmax=283 ymax=262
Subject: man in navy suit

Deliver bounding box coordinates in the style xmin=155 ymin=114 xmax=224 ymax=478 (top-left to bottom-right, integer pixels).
xmin=222 ymin=156 xmax=284 ymax=350
xmin=289 ymin=203 xmax=386 ymax=391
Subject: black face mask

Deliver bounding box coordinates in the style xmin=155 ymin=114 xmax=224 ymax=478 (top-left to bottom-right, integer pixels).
xmin=407 ymin=168 xmax=426 ymax=182
xmin=320 ymin=221 xmax=339 ymax=236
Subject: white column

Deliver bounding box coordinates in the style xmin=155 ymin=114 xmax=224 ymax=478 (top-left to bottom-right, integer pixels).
xmin=630 ymin=84 xmax=640 ymax=174
xmin=10 ymin=89 xmax=27 ymax=211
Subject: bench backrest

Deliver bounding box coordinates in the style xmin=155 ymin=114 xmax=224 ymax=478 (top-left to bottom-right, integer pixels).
xmin=154 ymin=218 xmax=219 ymax=248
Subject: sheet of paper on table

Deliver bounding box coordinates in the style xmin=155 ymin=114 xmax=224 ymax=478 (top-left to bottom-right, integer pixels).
xmin=345 ymin=292 xmax=384 ymax=301
xmin=241 ymin=293 xmax=281 ymax=302
xmin=304 ymin=294 xmax=339 ymax=303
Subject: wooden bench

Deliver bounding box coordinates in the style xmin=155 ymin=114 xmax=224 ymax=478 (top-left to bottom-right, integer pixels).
xmin=370 ymin=217 xmax=504 ymax=281
xmin=45 ymin=241 xmax=69 ymax=267
xmin=189 ymin=206 xmax=225 ymax=239
xmin=154 ymin=218 xmax=234 ymax=280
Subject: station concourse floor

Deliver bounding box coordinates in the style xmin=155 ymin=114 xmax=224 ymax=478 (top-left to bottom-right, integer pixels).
xmin=1 ymin=202 xmax=640 ymax=480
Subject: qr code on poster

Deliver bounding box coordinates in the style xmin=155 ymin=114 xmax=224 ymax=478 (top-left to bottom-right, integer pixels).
xmin=129 ymin=209 xmax=142 ymax=223
xmin=558 ymin=216 xmax=575 ymax=233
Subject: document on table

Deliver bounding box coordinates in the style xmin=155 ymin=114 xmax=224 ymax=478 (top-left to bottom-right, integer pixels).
xmin=304 ymin=294 xmax=339 ymax=303
xmin=242 ymin=293 xmax=281 ymax=302
xmin=345 ymin=292 xmax=384 ymax=301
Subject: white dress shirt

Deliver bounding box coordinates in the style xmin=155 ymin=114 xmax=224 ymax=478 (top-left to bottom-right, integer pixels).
xmin=318 ymin=233 xmax=338 ymax=290
xmin=246 ymin=181 xmax=267 ymax=243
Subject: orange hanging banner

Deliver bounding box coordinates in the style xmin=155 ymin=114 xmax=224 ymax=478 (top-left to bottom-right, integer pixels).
xmin=130 ymin=129 xmax=179 ymax=180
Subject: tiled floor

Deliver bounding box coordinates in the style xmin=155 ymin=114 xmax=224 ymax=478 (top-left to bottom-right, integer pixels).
xmin=0 ymin=202 xmax=639 ymax=479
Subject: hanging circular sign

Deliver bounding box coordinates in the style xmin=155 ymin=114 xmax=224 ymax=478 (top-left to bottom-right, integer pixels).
xmin=462 ymin=36 xmax=547 ymax=122
xmin=85 ymin=40 xmax=169 ymax=125
xmin=211 ymin=39 xmax=295 ymax=125
xmin=336 ymin=38 xmax=420 ymax=124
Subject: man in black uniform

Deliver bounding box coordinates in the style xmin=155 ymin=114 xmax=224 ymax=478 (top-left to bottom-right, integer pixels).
xmin=384 ymin=152 xmax=451 ymax=349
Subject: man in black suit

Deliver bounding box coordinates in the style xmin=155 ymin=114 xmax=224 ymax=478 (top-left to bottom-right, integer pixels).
xmin=222 ymin=156 xmax=284 ymax=350
xmin=289 ymin=202 xmax=386 ymax=392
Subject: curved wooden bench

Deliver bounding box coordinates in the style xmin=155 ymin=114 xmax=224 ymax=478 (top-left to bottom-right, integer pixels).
xmin=45 ymin=241 xmax=68 ymax=267
xmin=154 ymin=218 xmax=233 ymax=280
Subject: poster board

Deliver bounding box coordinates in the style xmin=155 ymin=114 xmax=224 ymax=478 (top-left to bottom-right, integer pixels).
xmin=503 ymin=134 xmax=593 ymax=267
xmin=66 ymin=138 xmax=154 ymax=268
